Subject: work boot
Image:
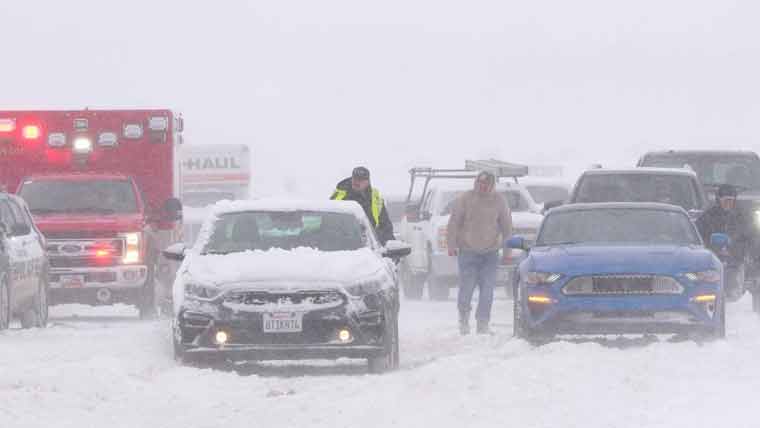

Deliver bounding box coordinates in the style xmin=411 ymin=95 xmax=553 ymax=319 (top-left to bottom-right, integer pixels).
xmin=476 ymin=320 xmax=492 ymax=335
xmin=459 ymin=313 xmax=471 ymax=336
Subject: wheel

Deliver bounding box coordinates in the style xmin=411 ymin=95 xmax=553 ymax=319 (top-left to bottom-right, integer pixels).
xmin=724 ymin=265 xmax=746 ymax=302
xmin=400 ymin=262 xmax=424 ymax=300
xmin=753 ymin=291 xmax=760 ymax=314
xmin=138 ymin=259 xmax=159 ymax=320
xmin=711 ymin=297 xmax=726 ymax=339
xmin=368 ymin=307 xmax=400 ymax=374
xmin=20 ymin=277 xmax=48 ymax=329
xmin=428 ymin=276 xmax=450 ymax=301
xmin=0 ymin=278 xmax=10 ymax=330
xmin=513 ymin=283 xmax=528 ymax=338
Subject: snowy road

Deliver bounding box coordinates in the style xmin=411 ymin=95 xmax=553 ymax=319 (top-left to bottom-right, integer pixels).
xmin=2 ymin=294 xmax=760 ymax=428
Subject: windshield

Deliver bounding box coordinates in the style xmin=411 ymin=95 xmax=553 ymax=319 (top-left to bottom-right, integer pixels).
xmin=537 ymin=208 xmax=701 ymax=246
xmin=439 ymin=189 xmax=531 ymax=215
xmin=182 ymin=191 xmax=236 ymax=208
xmin=525 ymin=185 xmax=569 ymax=204
xmin=202 ymin=210 xmax=367 ymax=254
xmin=574 ymin=174 xmax=700 ymax=210
xmin=19 ymin=179 xmax=138 ymax=215
xmin=640 ymin=154 xmax=760 ymax=190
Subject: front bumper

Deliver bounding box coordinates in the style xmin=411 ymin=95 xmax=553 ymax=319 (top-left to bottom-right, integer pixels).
xmin=521 ymin=284 xmax=722 ymax=335
xmin=175 ymin=292 xmax=392 ymax=361
xmin=49 ymin=265 xmax=148 ymax=289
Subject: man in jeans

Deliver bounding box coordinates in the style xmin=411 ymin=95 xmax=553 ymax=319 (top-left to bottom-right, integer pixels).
xmin=447 ymin=171 xmax=512 ymax=335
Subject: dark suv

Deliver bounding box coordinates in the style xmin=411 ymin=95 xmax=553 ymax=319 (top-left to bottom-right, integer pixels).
xmin=568 ymin=167 xmax=709 ymax=215
xmin=638 ymin=150 xmax=760 ymax=310
xmin=0 ymin=193 xmax=49 ymax=330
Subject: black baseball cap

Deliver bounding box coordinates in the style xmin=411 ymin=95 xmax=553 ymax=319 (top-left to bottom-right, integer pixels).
xmin=717 ymin=184 xmax=738 ymax=198
xmin=352 ymin=166 xmax=370 ymax=180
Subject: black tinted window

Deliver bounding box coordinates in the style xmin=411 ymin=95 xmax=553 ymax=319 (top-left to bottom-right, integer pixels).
xmin=538 ymin=208 xmax=700 ymax=246
xmin=641 ymin=154 xmax=760 ymax=190
xmin=526 ymin=185 xmax=569 ymax=204
xmin=574 ymin=174 xmax=699 ymax=210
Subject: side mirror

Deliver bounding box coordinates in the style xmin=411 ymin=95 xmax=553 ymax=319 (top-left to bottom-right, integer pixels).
xmin=162 ymin=197 xmax=183 ymax=222
xmin=506 ymin=236 xmax=527 ymax=251
xmin=404 ymin=204 xmax=421 ymax=222
xmin=162 ymin=243 xmax=186 ymax=261
xmin=542 ymin=200 xmax=563 ymax=214
xmin=709 ymin=233 xmax=730 ymax=249
xmin=687 ymin=209 xmax=704 ymax=220
xmin=10 ymin=223 xmax=31 ymax=237
xmin=383 ymin=239 xmax=412 ymax=259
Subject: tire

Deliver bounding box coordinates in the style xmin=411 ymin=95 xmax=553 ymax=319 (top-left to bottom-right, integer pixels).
xmin=138 ymin=259 xmax=159 ymax=320
xmin=428 ymin=276 xmax=450 ymax=301
xmin=512 ymin=283 xmax=528 ymax=338
xmin=400 ymin=263 xmax=424 ymax=300
xmin=0 ymin=278 xmax=10 ymax=330
xmin=368 ymin=306 xmax=400 ymax=374
xmin=20 ymin=277 xmax=48 ymax=329
xmin=753 ymin=291 xmax=760 ymax=314
xmin=724 ymin=265 xmax=746 ymax=303
xmin=711 ymin=297 xmax=727 ymax=339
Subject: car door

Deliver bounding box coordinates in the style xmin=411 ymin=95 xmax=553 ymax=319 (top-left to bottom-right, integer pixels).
xmin=13 ymin=199 xmax=46 ymax=291
xmin=0 ymin=199 xmax=31 ymax=307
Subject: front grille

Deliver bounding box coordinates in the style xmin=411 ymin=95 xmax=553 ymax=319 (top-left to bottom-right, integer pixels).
xmin=563 ymin=275 xmax=684 ymax=295
xmin=43 ymin=230 xmax=122 ymax=239
xmin=50 ymin=257 xmax=121 ymax=268
xmin=223 ymin=290 xmax=346 ymax=310
xmin=47 ymin=238 xmax=124 ymax=259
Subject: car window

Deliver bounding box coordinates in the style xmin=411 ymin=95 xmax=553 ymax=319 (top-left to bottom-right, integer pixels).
xmin=203 ymin=210 xmax=367 ymax=254
xmin=9 ymin=200 xmax=31 ymax=228
xmin=525 ymin=185 xmax=569 ymax=204
xmin=641 ymin=154 xmax=760 ymax=190
xmin=0 ymin=200 xmax=16 ymax=230
xmin=574 ymin=174 xmax=699 ymax=210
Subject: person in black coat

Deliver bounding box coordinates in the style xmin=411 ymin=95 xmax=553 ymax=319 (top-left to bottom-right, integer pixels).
xmin=330 ymin=166 xmax=395 ymax=245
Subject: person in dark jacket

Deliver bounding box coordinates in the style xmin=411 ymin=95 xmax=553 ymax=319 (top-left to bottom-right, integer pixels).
xmin=697 ymin=185 xmax=745 ymax=250
xmin=330 ymin=166 xmax=395 ymax=245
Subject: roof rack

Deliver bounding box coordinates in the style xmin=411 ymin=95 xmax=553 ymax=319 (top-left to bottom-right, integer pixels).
xmin=405 ymin=159 xmax=528 ymax=203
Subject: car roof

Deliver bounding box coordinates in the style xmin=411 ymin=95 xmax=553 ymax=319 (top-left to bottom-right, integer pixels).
xmin=22 ymin=173 xmax=131 ymax=181
xmin=642 ymin=150 xmax=759 ymax=158
xmin=210 ymin=198 xmax=369 ymax=219
xmin=581 ymin=167 xmax=697 ymax=177
xmin=549 ymin=202 xmax=688 ymax=214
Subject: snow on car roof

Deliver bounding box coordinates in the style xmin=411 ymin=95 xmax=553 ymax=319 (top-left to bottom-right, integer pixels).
xmin=551 ymin=202 xmax=688 ymax=214
xmin=210 ymin=198 xmax=368 ymax=218
xmin=582 ymin=167 xmax=698 ymax=177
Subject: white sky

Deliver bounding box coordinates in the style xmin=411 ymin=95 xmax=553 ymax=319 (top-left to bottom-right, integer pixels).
xmin=2 ymin=1 xmax=760 ymax=197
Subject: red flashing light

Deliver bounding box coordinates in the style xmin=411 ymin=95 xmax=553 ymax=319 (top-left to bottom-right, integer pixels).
xmin=22 ymin=125 xmax=41 ymax=139
xmin=95 ymin=249 xmax=110 ymax=258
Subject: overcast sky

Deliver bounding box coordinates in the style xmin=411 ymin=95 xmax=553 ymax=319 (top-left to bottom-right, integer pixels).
xmin=2 ymin=1 xmax=760 ymax=197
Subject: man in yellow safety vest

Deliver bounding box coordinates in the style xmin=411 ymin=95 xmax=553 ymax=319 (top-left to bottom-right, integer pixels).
xmin=330 ymin=166 xmax=395 ymax=245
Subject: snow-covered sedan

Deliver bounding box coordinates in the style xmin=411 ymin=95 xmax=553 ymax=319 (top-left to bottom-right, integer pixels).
xmin=162 ymin=199 xmax=411 ymax=372
xmin=509 ymin=203 xmax=726 ymax=340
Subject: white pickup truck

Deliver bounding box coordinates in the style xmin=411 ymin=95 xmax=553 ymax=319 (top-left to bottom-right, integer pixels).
xmin=398 ymin=161 xmax=543 ymax=300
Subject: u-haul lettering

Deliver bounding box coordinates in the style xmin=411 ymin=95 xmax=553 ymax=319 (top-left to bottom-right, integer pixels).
xmin=183 ymin=157 xmax=241 ymax=171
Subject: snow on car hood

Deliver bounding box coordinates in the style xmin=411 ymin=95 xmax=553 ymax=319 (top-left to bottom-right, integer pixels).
xmin=183 ymin=246 xmax=386 ymax=289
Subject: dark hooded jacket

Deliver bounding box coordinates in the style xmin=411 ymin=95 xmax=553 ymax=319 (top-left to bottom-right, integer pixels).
xmin=330 ymin=177 xmax=395 ymax=245
xmin=696 ymin=204 xmax=748 ymax=258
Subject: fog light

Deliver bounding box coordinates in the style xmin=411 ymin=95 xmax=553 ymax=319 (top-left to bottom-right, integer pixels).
xmin=215 ymin=331 xmax=229 ymax=344
xmin=338 ymin=329 xmax=352 ymax=343
xmin=528 ymin=295 xmax=552 ymax=304
xmin=692 ymin=294 xmax=717 ymax=303
xmin=73 ymin=137 xmax=93 ymax=154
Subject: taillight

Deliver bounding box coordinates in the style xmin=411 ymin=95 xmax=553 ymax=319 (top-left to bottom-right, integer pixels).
xmin=0 ymin=118 xmax=16 ymax=133
xmin=22 ymin=125 xmax=41 ymax=139
xmin=437 ymin=227 xmax=448 ymax=251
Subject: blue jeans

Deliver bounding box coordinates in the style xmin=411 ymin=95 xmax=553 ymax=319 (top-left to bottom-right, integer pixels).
xmin=457 ymin=250 xmax=499 ymax=323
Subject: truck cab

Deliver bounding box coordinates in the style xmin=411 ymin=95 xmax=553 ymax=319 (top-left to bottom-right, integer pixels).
xmin=0 ymin=110 xmax=183 ymax=318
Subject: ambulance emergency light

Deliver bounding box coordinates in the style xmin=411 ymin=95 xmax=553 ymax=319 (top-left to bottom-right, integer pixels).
xmin=72 ymin=137 xmax=93 ymax=154
xmin=0 ymin=118 xmax=15 ymax=133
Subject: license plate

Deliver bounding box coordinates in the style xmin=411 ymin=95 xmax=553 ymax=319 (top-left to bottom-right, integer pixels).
xmin=263 ymin=312 xmax=303 ymax=333
xmin=60 ymin=274 xmax=86 ymax=288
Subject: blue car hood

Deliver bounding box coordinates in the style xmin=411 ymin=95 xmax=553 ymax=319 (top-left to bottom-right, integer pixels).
xmin=527 ymin=245 xmax=716 ymax=276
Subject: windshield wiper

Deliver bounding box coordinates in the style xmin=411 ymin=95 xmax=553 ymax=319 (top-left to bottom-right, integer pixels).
xmin=29 ymin=208 xmax=63 ymax=215
xmin=69 ymin=207 xmax=116 ymax=214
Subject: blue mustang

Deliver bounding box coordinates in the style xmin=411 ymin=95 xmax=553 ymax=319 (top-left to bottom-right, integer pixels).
xmin=508 ymin=203 xmax=727 ymax=339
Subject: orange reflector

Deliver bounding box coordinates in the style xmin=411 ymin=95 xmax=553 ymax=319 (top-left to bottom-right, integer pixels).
xmin=0 ymin=119 xmax=15 ymax=132
xmin=22 ymin=125 xmax=41 ymax=139
xmin=693 ymin=294 xmax=717 ymax=303
xmin=95 ymin=249 xmax=110 ymax=258
xmin=528 ymin=295 xmax=552 ymax=304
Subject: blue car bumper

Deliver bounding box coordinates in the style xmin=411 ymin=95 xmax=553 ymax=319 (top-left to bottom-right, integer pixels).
xmin=520 ymin=283 xmax=722 ymax=335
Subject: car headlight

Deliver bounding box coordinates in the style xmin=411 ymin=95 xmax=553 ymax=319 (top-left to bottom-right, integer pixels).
xmin=524 ymin=272 xmax=562 ymax=285
xmin=754 ymin=210 xmax=760 ymax=227
xmin=184 ymin=282 xmax=223 ymax=300
xmin=119 ymin=232 xmax=142 ymax=264
xmin=344 ymin=280 xmax=384 ymax=297
xmin=684 ymin=270 xmax=721 ymax=284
